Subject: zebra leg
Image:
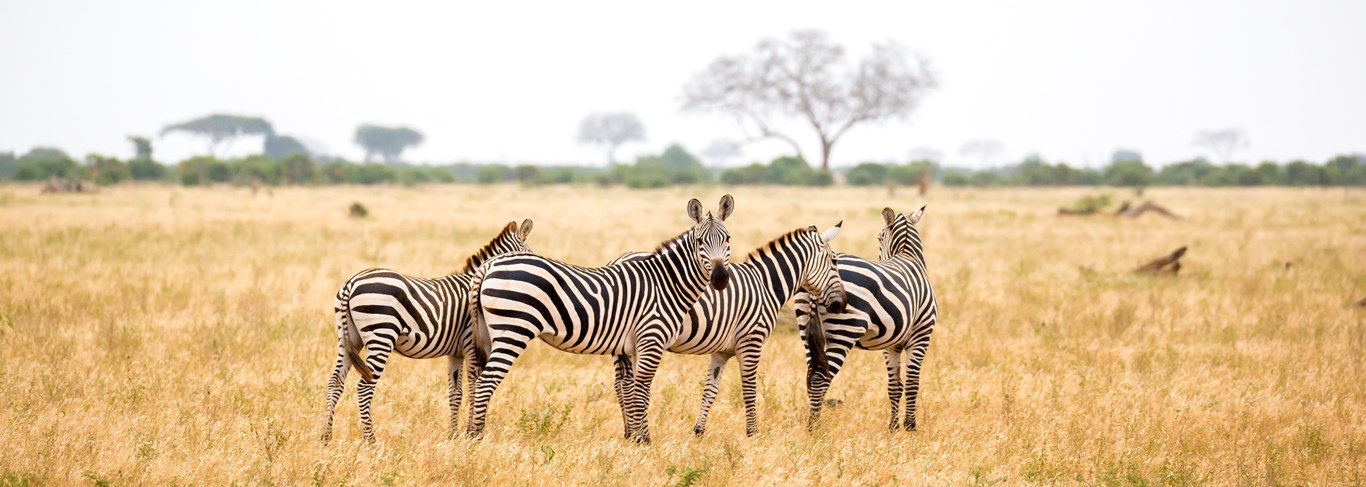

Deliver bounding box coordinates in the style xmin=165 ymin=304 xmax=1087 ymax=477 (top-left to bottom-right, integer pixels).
xmin=737 ymin=341 xmax=764 ymax=437
xmin=320 ymin=345 xmax=351 ymax=444
xmin=613 ymin=354 xmax=635 ymax=439
xmin=884 ymin=348 xmax=904 ymax=431
xmin=355 ymin=338 xmax=395 ymax=444
xmin=465 ymin=337 xmax=530 ymax=440
xmin=447 ymin=355 xmax=463 ymax=437
xmin=903 ymin=331 xmax=933 ymax=431
xmin=626 ymin=339 xmax=665 ymax=444
xmin=692 ymin=353 xmax=731 ymax=436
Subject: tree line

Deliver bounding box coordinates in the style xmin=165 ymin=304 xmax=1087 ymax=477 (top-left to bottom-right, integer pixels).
xmin=3 ymin=144 xmax=1360 ymax=188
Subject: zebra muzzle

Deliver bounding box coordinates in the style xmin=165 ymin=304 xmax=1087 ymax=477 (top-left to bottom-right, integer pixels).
xmin=710 ymin=262 xmax=730 ymax=291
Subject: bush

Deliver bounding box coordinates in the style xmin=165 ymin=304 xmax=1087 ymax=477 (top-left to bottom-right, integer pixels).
xmin=87 ymin=154 xmax=130 ymax=185
xmin=14 ymin=148 xmax=79 ymax=181
xmin=1104 ymin=160 xmax=1152 ymax=188
xmin=846 ymin=163 xmax=889 ymax=186
xmin=128 ymin=158 xmax=167 ymax=181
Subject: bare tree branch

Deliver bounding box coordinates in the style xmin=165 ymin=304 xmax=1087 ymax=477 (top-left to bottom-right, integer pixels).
xmin=682 ymin=30 xmax=936 ymax=171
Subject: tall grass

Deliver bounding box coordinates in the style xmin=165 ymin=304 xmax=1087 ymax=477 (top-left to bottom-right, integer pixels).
xmin=0 ymin=184 xmax=1361 ymax=484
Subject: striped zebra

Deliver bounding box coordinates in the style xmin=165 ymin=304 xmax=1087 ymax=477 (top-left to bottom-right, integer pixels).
xmin=321 ymin=219 xmax=534 ymax=444
xmin=797 ymin=206 xmax=937 ymax=432
xmin=607 ymin=223 xmax=848 ymax=437
xmin=465 ymin=195 xmax=735 ymax=443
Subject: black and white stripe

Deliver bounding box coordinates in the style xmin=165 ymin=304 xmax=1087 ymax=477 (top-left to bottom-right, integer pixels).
xmin=608 ymin=223 xmax=847 ymax=437
xmin=321 ymin=219 xmax=533 ymax=444
xmin=797 ymin=206 xmax=937 ymax=431
xmin=464 ymin=195 xmax=735 ymax=443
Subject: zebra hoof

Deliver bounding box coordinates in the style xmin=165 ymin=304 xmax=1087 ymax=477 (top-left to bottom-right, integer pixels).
xmin=629 ymin=433 xmax=651 ymax=444
xmin=465 ymin=430 xmax=485 ymax=441
xmin=904 ymin=420 xmax=917 ymax=431
xmin=692 ymin=424 xmax=706 ymax=437
xmin=320 ymin=432 xmax=331 ymax=444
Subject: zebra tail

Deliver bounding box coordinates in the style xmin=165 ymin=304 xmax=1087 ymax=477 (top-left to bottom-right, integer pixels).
xmin=467 ymin=266 xmax=492 ymax=368
xmin=804 ymin=306 xmax=831 ymax=378
xmin=341 ymin=281 xmax=376 ymax=382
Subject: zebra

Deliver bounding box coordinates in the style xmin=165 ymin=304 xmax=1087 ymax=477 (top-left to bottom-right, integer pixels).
xmin=606 ymin=223 xmax=848 ymax=437
xmin=797 ymin=206 xmax=937 ymax=432
xmin=321 ymin=219 xmax=534 ymax=444
xmin=464 ymin=195 xmax=735 ymax=443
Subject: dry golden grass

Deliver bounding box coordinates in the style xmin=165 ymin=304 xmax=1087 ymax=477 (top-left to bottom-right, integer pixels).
xmin=0 ymin=184 xmax=1362 ymax=485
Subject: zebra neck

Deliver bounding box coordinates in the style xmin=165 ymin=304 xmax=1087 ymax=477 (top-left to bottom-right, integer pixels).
xmin=643 ymin=231 xmax=710 ymax=298
xmin=890 ymin=235 xmax=925 ymax=264
xmin=744 ymin=232 xmax=808 ymax=306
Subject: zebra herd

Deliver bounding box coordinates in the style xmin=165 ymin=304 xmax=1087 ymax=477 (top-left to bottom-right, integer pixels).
xmin=321 ymin=195 xmax=937 ymax=444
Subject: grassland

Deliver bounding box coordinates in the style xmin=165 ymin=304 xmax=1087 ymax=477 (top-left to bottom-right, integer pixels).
xmin=0 ymin=184 xmax=1362 ymax=485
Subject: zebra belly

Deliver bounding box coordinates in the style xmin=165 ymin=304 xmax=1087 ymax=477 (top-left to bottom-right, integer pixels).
xmin=538 ymin=330 xmax=632 ymax=356
xmin=395 ymin=332 xmax=458 ymax=358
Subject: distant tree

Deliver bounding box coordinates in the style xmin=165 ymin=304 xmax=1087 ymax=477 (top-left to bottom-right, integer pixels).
xmin=354 ymin=125 xmax=424 ymax=164
xmin=127 ymin=136 xmax=153 ymax=160
xmin=683 ymin=29 xmax=936 ymax=171
xmin=719 ymin=155 xmax=831 ymax=186
xmin=1105 ymin=151 xmax=1153 ymax=188
xmin=846 ymin=162 xmax=890 ymax=186
xmin=128 ymin=158 xmax=166 ymax=181
xmin=161 ymin=114 xmax=274 ymax=157
xmin=1192 ymin=128 xmax=1249 ymax=164
xmin=14 ymin=148 xmax=79 ymax=181
xmin=702 ymin=138 xmax=743 ymax=166
xmin=577 ymin=112 xmax=646 ymax=164
xmin=264 ymin=134 xmax=308 ymax=160
xmin=0 ymin=152 xmax=17 ymax=179
xmin=1324 ymin=153 xmax=1365 ymax=185
xmin=959 ymin=139 xmax=1004 ymax=168
xmin=87 ymin=154 xmax=130 ymax=185
xmin=279 ymin=152 xmax=317 ymax=184
xmin=515 ymin=164 xmax=546 ymax=185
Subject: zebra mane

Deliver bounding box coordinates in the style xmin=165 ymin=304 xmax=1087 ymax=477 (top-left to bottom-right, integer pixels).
xmin=649 ymin=229 xmax=694 ymax=255
xmin=742 ymin=228 xmax=807 ymax=264
xmin=461 ymin=222 xmax=522 ymax=274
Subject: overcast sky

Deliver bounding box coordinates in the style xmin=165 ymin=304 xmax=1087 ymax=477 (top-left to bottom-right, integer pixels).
xmin=2 ymin=0 xmax=1363 ymax=168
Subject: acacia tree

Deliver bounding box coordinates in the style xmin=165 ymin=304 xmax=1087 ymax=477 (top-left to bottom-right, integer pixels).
xmin=161 ymin=114 xmax=274 ymax=157
xmin=683 ymin=29 xmax=936 ymax=171
xmin=264 ymin=134 xmax=308 ymax=160
xmin=577 ymin=112 xmax=645 ymax=164
xmin=354 ymin=125 xmax=424 ymax=164
xmin=1193 ymin=128 xmax=1249 ymax=163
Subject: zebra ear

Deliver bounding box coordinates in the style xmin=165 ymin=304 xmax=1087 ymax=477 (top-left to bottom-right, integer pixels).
xmin=820 ymin=221 xmax=842 ymax=243
xmin=716 ymin=194 xmax=735 ymax=221
xmin=518 ymin=219 xmax=534 ymax=240
xmin=882 ymin=207 xmax=897 ymax=226
xmin=687 ymin=198 xmax=704 ymax=223
xmin=909 ymin=205 xmax=926 ymax=225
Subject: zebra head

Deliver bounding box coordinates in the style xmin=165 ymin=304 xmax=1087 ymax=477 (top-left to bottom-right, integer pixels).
xmin=878 ymin=206 xmax=926 ymax=261
xmin=686 ymin=194 xmax=735 ymax=291
xmin=803 ymin=222 xmax=847 ymax=314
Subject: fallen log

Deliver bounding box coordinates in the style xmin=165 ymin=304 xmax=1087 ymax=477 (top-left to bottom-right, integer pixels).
xmin=1134 ymin=246 xmax=1187 ymax=276
xmin=1116 ymin=201 xmax=1183 ymax=220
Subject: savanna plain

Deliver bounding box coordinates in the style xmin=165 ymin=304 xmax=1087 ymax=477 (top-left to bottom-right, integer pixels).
xmin=0 ymin=184 xmax=1362 ymax=485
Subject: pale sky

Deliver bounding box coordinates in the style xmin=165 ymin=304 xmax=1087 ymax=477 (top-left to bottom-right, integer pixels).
xmin=2 ymin=0 xmax=1363 ymax=168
